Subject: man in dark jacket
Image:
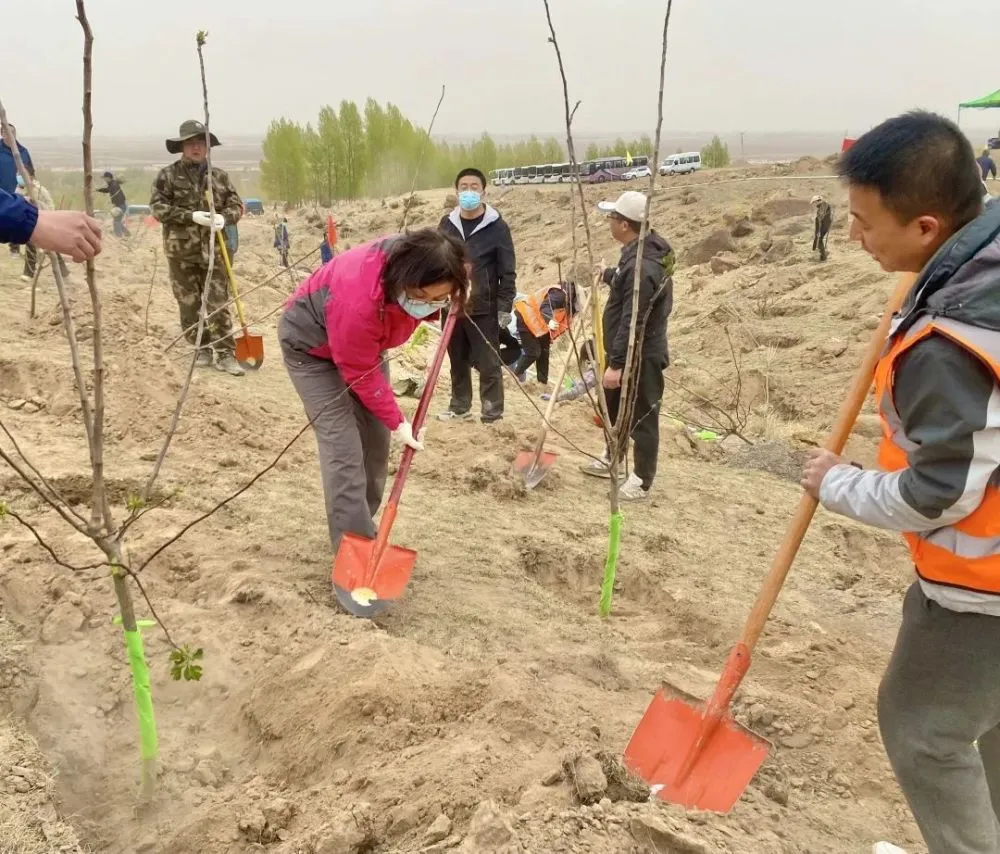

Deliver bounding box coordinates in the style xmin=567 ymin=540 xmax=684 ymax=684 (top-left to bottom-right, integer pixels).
xmin=811 ymin=194 xmax=833 ymax=260
xmin=978 ymin=149 xmax=997 ymax=182
xmin=438 ymin=167 xmax=516 ymax=423
xmin=98 ymin=171 xmax=129 ymax=237
xmin=582 ymin=190 xmax=674 ymax=501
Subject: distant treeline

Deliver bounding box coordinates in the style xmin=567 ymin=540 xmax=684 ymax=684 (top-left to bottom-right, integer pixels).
xmin=260 ymin=98 xmax=661 ymax=203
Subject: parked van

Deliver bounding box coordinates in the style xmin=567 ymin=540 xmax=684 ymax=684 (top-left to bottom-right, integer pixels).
xmin=659 ymin=152 xmax=702 ymax=176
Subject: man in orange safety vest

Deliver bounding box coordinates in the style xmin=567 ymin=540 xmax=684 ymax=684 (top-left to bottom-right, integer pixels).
xmin=801 ymin=111 xmax=1000 ymax=854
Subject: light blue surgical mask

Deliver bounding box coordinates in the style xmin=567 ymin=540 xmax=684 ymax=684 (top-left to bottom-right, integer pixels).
xmin=458 ymin=190 xmax=482 ymax=211
xmin=396 ymin=292 xmax=448 ymax=319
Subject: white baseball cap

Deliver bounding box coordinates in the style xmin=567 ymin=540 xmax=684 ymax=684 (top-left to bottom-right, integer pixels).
xmin=597 ymin=190 xmax=647 ymax=222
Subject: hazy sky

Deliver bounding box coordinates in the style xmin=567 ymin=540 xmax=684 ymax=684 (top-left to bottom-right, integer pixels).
xmin=7 ymin=0 xmax=998 ymax=140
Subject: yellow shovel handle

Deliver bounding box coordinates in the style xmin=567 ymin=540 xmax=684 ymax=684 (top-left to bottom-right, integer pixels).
xmin=213 ymin=226 xmax=247 ymax=329
xmin=205 ymin=188 xmax=247 ymax=328
xmin=592 ymin=267 xmax=606 ymax=374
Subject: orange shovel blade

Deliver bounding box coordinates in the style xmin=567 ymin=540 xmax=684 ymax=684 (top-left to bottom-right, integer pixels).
xmin=234 ymin=329 xmax=264 ymax=370
xmin=624 ymin=688 xmax=770 ymax=813
xmin=512 ymin=448 xmax=559 ymax=489
xmin=331 ymin=532 xmax=417 ymax=616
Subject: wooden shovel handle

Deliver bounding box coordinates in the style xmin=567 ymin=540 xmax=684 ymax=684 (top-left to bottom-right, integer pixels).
xmin=531 ymin=287 xmax=593 ymax=456
xmin=739 ymin=272 xmax=916 ymax=650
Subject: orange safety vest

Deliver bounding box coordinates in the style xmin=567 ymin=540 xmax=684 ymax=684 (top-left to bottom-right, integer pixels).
xmin=514 ymin=286 xmax=570 ymax=340
xmin=875 ymin=314 xmax=1000 ymax=594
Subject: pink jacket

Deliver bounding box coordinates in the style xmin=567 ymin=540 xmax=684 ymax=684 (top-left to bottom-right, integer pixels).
xmin=279 ymin=237 xmax=434 ymax=430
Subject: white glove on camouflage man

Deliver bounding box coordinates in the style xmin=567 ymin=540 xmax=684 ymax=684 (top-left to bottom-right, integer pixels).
xmin=192 ymin=211 xmax=225 ymax=229
xmin=393 ymin=420 xmax=425 ymax=451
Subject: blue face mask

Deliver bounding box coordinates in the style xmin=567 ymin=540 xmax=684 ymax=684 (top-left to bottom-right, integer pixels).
xmin=458 ymin=190 xmax=482 ymax=211
xmin=396 ymin=292 xmax=448 ymax=319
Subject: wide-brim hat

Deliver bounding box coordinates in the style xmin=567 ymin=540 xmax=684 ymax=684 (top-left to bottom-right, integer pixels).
xmin=166 ymin=119 xmax=221 ymax=154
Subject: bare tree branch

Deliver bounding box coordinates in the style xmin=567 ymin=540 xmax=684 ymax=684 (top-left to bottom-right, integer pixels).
xmin=76 ymin=0 xmax=114 ymax=534
xmin=0 ymin=419 xmax=90 ymax=527
xmin=144 ymin=248 xmax=158 ymax=336
xmin=616 ymin=0 xmax=674 ymax=476
xmin=398 ymin=84 xmax=446 ymax=232
xmin=140 ymin=31 xmax=218 ymax=503
xmin=0 ymin=505 xmax=109 ymax=573
xmin=162 ymin=243 xmax=320 ymax=353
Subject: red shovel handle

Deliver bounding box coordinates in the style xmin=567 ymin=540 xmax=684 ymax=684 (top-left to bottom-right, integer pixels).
xmin=363 ymin=307 xmax=459 ymax=581
xmin=386 ymin=307 xmax=458 ymax=507
xmin=738 ymin=271 xmax=915 ymax=651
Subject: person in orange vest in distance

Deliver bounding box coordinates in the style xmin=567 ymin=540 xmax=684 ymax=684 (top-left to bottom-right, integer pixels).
xmin=509 ymin=280 xmax=578 ymax=384
xmin=800 ymin=111 xmax=1000 ymax=854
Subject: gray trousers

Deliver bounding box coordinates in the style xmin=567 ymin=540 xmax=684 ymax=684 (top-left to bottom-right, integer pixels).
xmin=283 ymin=349 xmax=390 ymax=551
xmin=878 ymin=582 xmax=1000 ymax=853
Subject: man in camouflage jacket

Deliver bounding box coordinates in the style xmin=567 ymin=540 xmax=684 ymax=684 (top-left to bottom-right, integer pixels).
xmin=151 ymin=119 xmax=244 ymax=376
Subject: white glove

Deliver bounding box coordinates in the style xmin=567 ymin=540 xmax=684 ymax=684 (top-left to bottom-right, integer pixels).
xmin=547 ymin=319 xmax=558 ymax=331
xmin=192 ymin=211 xmax=225 ymax=229
xmin=393 ymin=420 xmax=426 ymax=451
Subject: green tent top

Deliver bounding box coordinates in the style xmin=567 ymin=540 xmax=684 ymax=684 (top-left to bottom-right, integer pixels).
xmin=960 ymin=89 xmax=1000 ymax=109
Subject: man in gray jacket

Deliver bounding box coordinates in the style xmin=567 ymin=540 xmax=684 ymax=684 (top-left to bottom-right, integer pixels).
xmin=802 ymin=111 xmax=1000 ymax=854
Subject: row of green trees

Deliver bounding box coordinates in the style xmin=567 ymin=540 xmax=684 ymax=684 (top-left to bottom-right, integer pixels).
xmin=259 ymin=100 xmax=734 ymax=203
xmin=260 ymin=99 xmax=575 ymax=204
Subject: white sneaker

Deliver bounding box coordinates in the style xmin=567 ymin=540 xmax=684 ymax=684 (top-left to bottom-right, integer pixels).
xmin=437 ymin=410 xmax=473 ymax=422
xmin=872 ymin=843 xmax=908 ymax=854
xmin=619 ymin=472 xmax=649 ymax=501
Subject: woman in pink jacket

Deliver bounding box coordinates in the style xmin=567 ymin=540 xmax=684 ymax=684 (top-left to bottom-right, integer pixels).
xmin=279 ymin=228 xmax=468 ymax=551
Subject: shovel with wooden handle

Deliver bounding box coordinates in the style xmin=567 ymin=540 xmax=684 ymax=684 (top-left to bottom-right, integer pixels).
xmin=511 ymin=286 xmax=593 ymax=490
xmin=332 ymin=308 xmax=459 ymax=618
xmin=624 ymin=272 xmax=917 ymax=813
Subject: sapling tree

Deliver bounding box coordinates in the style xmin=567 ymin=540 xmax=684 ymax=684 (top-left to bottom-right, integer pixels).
xmin=0 ymin=7 xmax=218 ymax=802
xmin=541 ymin=0 xmax=674 ymax=616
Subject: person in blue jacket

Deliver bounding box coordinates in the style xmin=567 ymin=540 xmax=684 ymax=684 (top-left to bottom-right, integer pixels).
xmin=0 ymin=189 xmax=103 ymax=260
xmin=2 ymin=124 xmax=34 ymax=255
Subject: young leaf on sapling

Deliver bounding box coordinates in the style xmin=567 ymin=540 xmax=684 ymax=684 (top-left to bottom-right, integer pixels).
xmin=169 ymin=645 xmax=204 ymax=682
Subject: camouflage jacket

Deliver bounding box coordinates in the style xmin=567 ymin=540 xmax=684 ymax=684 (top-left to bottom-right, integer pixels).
xmin=150 ymin=158 xmax=243 ymax=262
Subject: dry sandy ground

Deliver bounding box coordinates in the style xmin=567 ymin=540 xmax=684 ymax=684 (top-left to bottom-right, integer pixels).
xmin=0 ymin=162 xmax=927 ymax=853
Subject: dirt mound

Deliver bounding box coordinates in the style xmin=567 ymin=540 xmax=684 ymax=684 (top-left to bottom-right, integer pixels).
xmin=683 ymin=229 xmax=735 ymax=266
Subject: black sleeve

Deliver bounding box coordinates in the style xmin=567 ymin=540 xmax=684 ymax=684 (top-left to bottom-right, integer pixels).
xmin=97 ymin=187 xmax=109 ymax=194
xmin=893 ymin=334 xmax=997 ymax=519
xmin=494 ymin=219 xmax=516 ymax=314
xmin=601 ymin=266 xmax=615 ymax=286
xmin=609 ymin=256 xmax=663 ymax=369
xmin=608 ymin=259 xmax=636 ymax=368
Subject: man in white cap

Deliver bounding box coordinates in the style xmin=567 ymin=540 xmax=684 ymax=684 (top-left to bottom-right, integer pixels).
xmin=581 ymin=190 xmax=675 ymax=501
xmin=811 ymin=193 xmax=833 ymax=261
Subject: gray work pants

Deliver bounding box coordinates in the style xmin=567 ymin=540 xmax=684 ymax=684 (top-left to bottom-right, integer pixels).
xmin=283 ymin=349 xmax=390 ymax=551
xmin=878 ymin=582 xmax=1000 ymax=853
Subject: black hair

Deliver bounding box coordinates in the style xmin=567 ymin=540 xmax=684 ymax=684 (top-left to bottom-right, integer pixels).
xmin=454 ymin=167 xmax=487 ymax=190
xmin=837 ymin=110 xmax=983 ymax=228
xmin=380 ymin=228 xmax=469 ymax=310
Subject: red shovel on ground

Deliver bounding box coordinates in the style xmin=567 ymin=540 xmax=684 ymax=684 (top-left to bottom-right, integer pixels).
xmin=332 ymin=307 xmax=458 ymax=618
xmin=624 ymin=272 xmax=917 ymax=813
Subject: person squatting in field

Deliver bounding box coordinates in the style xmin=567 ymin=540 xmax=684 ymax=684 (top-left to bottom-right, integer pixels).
xmin=504 ymin=280 xmax=579 ymax=385
xmin=278 ymin=228 xmax=469 ymax=551
xmin=150 ymin=119 xmax=245 ymax=376
xmin=800 ymin=111 xmax=1000 ymax=854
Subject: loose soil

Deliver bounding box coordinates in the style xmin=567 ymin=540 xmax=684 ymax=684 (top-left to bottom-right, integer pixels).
xmin=0 ymin=160 xmax=924 ymax=853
